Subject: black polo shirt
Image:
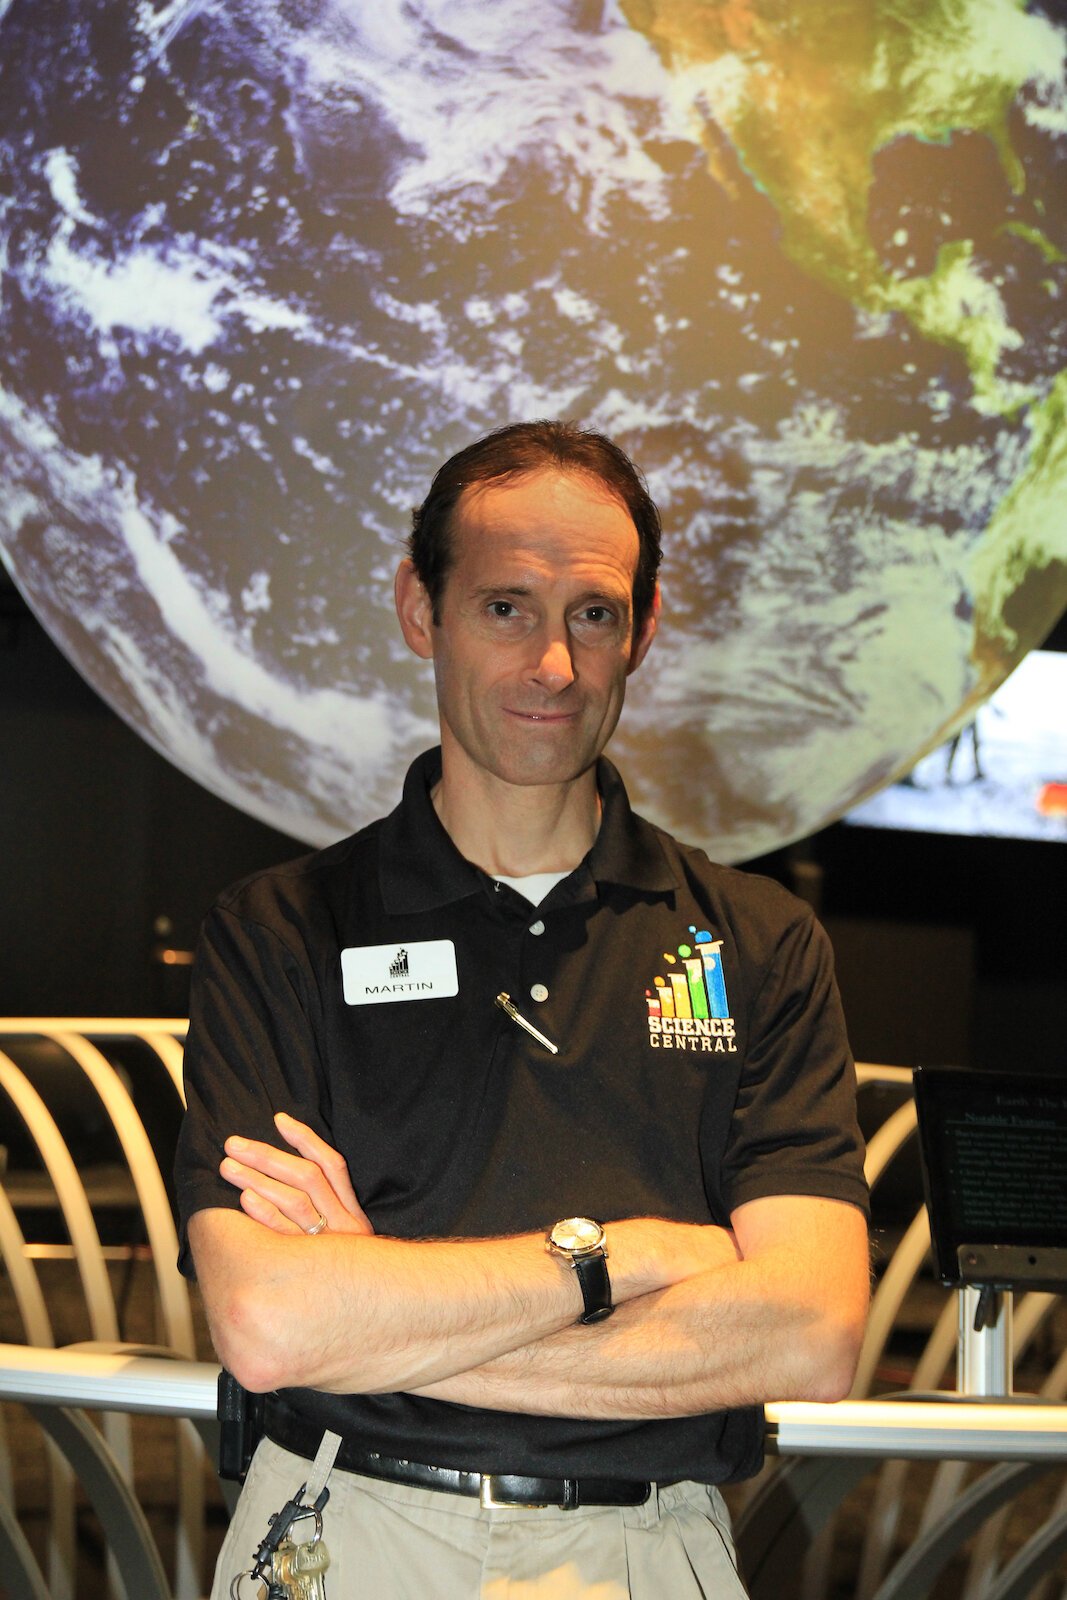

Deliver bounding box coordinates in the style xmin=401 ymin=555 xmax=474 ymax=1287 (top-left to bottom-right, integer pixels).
xmin=176 ymin=747 xmax=867 ymax=1485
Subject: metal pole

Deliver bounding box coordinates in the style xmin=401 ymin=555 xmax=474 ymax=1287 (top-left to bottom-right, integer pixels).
xmin=958 ymin=1286 xmax=1013 ymax=1397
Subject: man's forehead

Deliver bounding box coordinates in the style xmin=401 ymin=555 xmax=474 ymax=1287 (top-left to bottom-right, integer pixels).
xmin=453 ymin=465 xmax=634 ymax=529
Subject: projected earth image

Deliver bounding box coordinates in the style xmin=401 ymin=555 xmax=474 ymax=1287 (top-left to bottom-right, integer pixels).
xmin=0 ymin=0 xmax=1065 ymax=861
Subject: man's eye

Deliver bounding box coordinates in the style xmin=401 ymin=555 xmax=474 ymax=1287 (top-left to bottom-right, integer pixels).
xmin=581 ymin=606 xmax=614 ymax=624
xmin=489 ymin=601 xmax=518 ymax=618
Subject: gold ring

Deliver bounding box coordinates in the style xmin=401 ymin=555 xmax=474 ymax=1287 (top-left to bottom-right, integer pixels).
xmin=306 ymin=1211 xmax=328 ymax=1236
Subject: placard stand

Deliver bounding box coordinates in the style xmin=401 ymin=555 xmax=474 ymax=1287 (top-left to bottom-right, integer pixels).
xmin=912 ymin=1066 xmax=1067 ymax=1402
xmin=958 ymin=1286 xmax=1012 ymax=1397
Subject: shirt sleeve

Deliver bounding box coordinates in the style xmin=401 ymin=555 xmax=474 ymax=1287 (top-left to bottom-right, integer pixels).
xmin=719 ymin=906 xmax=870 ymax=1218
xmin=173 ymin=901 xmax=328 ymax=1277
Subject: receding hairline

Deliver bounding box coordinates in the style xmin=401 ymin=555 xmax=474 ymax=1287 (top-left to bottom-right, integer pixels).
xmin=449 ymin=462 xmax=643 ymax=531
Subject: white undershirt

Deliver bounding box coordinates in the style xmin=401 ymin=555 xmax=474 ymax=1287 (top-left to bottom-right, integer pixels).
xmin=494 ymin=869 xmax=570 ymax=906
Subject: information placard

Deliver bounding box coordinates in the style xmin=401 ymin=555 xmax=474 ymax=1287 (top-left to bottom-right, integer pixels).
xmin=912 ymin=1066 xmax=1067 ymax=1292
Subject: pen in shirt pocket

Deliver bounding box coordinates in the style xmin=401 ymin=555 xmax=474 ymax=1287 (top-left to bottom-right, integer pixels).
xmin=495 ymin=991 xmax=559 ymax=1055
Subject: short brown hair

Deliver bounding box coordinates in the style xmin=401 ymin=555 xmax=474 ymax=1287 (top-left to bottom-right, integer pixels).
xmin=409 ymin=420 xmax=662 ymax=635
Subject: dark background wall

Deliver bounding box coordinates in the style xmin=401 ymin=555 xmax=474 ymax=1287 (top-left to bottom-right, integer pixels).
xmin=3 ymin=568 xmax=1064 ymax=1075
xmin=1 ymin=577 xmax=303 ymax=1020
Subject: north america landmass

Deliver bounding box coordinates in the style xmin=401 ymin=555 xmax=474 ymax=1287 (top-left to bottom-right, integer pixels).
xmin=622 ymin=0 xmax=1067 ymax=749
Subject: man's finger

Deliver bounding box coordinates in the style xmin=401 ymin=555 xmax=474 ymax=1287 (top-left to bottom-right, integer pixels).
xmin=223 ymin=1133 xmax=308 ymax=1187
xmin=221 ymin=1141 xmax=372 ymax=1236
xmin=238 ymin=1183 xmax=305 ymax=1236
xmin=221 ymin=1154 xmax=331 ymax=1233
xmin=221 ymin=1131 xmax=349 ymax=1218
xmin=274 ymin=1111 xmax=373 ymax=1230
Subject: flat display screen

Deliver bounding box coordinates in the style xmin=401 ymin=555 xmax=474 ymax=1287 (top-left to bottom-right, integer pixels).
xmin=845 ymin=649 xmax=1067 ymax=843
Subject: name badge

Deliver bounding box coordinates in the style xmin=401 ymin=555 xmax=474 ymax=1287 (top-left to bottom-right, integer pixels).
xmin=341 ymin=939 xmax=459 ymax=1006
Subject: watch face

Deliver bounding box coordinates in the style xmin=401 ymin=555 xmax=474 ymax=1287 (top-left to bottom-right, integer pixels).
xmin=552 ymin=1217 xmax=602 ymax=1254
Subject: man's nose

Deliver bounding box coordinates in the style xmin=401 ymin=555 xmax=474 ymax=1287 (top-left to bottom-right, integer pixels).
xmin=529 ymin=633 xmax=576 ymax=691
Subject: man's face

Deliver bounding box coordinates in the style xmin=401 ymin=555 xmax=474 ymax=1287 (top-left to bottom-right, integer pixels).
xmin=397 ymin=467 xmax=657 ymax=793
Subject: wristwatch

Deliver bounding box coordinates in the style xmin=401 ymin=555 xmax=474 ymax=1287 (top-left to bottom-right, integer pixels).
xmin=546 ymin=1217 xmax=614 ymax=1324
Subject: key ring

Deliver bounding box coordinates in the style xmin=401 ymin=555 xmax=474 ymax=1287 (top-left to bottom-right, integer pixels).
xmin=230 ymin=1481 xmax=330 ymax=1598
xmin=228 ymin=1429 xmax=341 ymax=1600
xmin=281 ymin=1505 xmax=324 ymax=1546
xmin=231 ymin=1570 xmax=285 ymax=1600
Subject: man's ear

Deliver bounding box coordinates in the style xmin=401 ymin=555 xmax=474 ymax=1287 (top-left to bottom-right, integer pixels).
xmin=394 ymin=558 xmax=435 ymax=660
xmin=627 ymin=582 xmax=660 ymax=676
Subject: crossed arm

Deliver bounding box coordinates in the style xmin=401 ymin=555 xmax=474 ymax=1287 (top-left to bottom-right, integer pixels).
xmin=188 ymin=1114 xmax=870 ymax=1419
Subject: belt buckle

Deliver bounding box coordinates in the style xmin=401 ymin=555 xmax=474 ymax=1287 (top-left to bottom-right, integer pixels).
xmin=479 ymin=1474 xmax=553 ymax=1510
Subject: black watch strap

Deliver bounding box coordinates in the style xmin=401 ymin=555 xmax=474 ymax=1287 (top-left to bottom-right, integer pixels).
xmin=573 ymin=1250 xmax=614 ymax=1324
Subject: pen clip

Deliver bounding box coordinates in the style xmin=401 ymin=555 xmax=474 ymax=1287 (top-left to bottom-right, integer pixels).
xmin=495 ymin=992 xmax=559 ymax=1056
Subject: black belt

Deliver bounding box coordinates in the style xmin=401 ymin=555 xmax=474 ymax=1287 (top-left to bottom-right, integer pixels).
xmin=263 ymin=1405 xmax=652 ymax=1510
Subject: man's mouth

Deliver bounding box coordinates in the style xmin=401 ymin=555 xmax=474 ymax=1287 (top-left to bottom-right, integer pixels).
xmin=507 ymin=707 xmax=578 ymax=723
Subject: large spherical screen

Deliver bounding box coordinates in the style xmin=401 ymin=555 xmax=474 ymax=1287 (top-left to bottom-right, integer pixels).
xmin=1 ymin=0 xmax=1065 ymax=861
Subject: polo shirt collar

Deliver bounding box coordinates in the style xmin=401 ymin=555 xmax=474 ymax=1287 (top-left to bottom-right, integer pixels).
xmin=379 ymin=749 xmax=483 ymax=913
xmin=587 ymin=756 xmax=679 ymax=894
xmin=379 ymin=746 xmax=679 ymax=914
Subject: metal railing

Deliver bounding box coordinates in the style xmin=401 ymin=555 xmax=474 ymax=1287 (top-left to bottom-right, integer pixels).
xmin=5 ymin=1343 xmax=1067 ymax=1456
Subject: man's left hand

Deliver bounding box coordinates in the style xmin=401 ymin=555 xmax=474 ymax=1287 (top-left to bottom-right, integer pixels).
xmin=220 ymin=1111 xmax=374 ymax=1236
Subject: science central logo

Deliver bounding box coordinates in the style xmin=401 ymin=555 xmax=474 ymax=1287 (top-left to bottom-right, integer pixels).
xmin=365 ymin=945 xmax=430 ymax=996
xmin=645 ymin=927 xmax=737 ymax=1053
xmin=389 ymin=947 xmax=410 ymax=978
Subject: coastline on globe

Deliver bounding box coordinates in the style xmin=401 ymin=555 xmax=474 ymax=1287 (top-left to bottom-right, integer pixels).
xmin=0 ymin=0 xmax=1064 ymax=862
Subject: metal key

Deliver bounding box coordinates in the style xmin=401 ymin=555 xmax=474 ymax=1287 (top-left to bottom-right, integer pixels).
xmin=272 ymin=1522 xmax=331 ymax=1600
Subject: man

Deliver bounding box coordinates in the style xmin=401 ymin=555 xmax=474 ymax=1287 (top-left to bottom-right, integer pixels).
xmin=176 ymin=420 xmax=870 ymax=1599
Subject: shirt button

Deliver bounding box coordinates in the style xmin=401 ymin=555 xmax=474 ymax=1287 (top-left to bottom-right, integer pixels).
xmin=529 ymin=920 xmax=546 ymax=936
xmin=530 ymin=983 xmax=549 ymax=1003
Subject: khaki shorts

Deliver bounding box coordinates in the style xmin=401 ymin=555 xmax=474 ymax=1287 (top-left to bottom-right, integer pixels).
xmin=216 ymin=1439 xmax=748 ymax=1599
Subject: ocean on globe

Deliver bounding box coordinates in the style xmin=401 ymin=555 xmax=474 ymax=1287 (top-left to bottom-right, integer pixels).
xmin=0 ymin=0 xmax=1065 ymax=860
